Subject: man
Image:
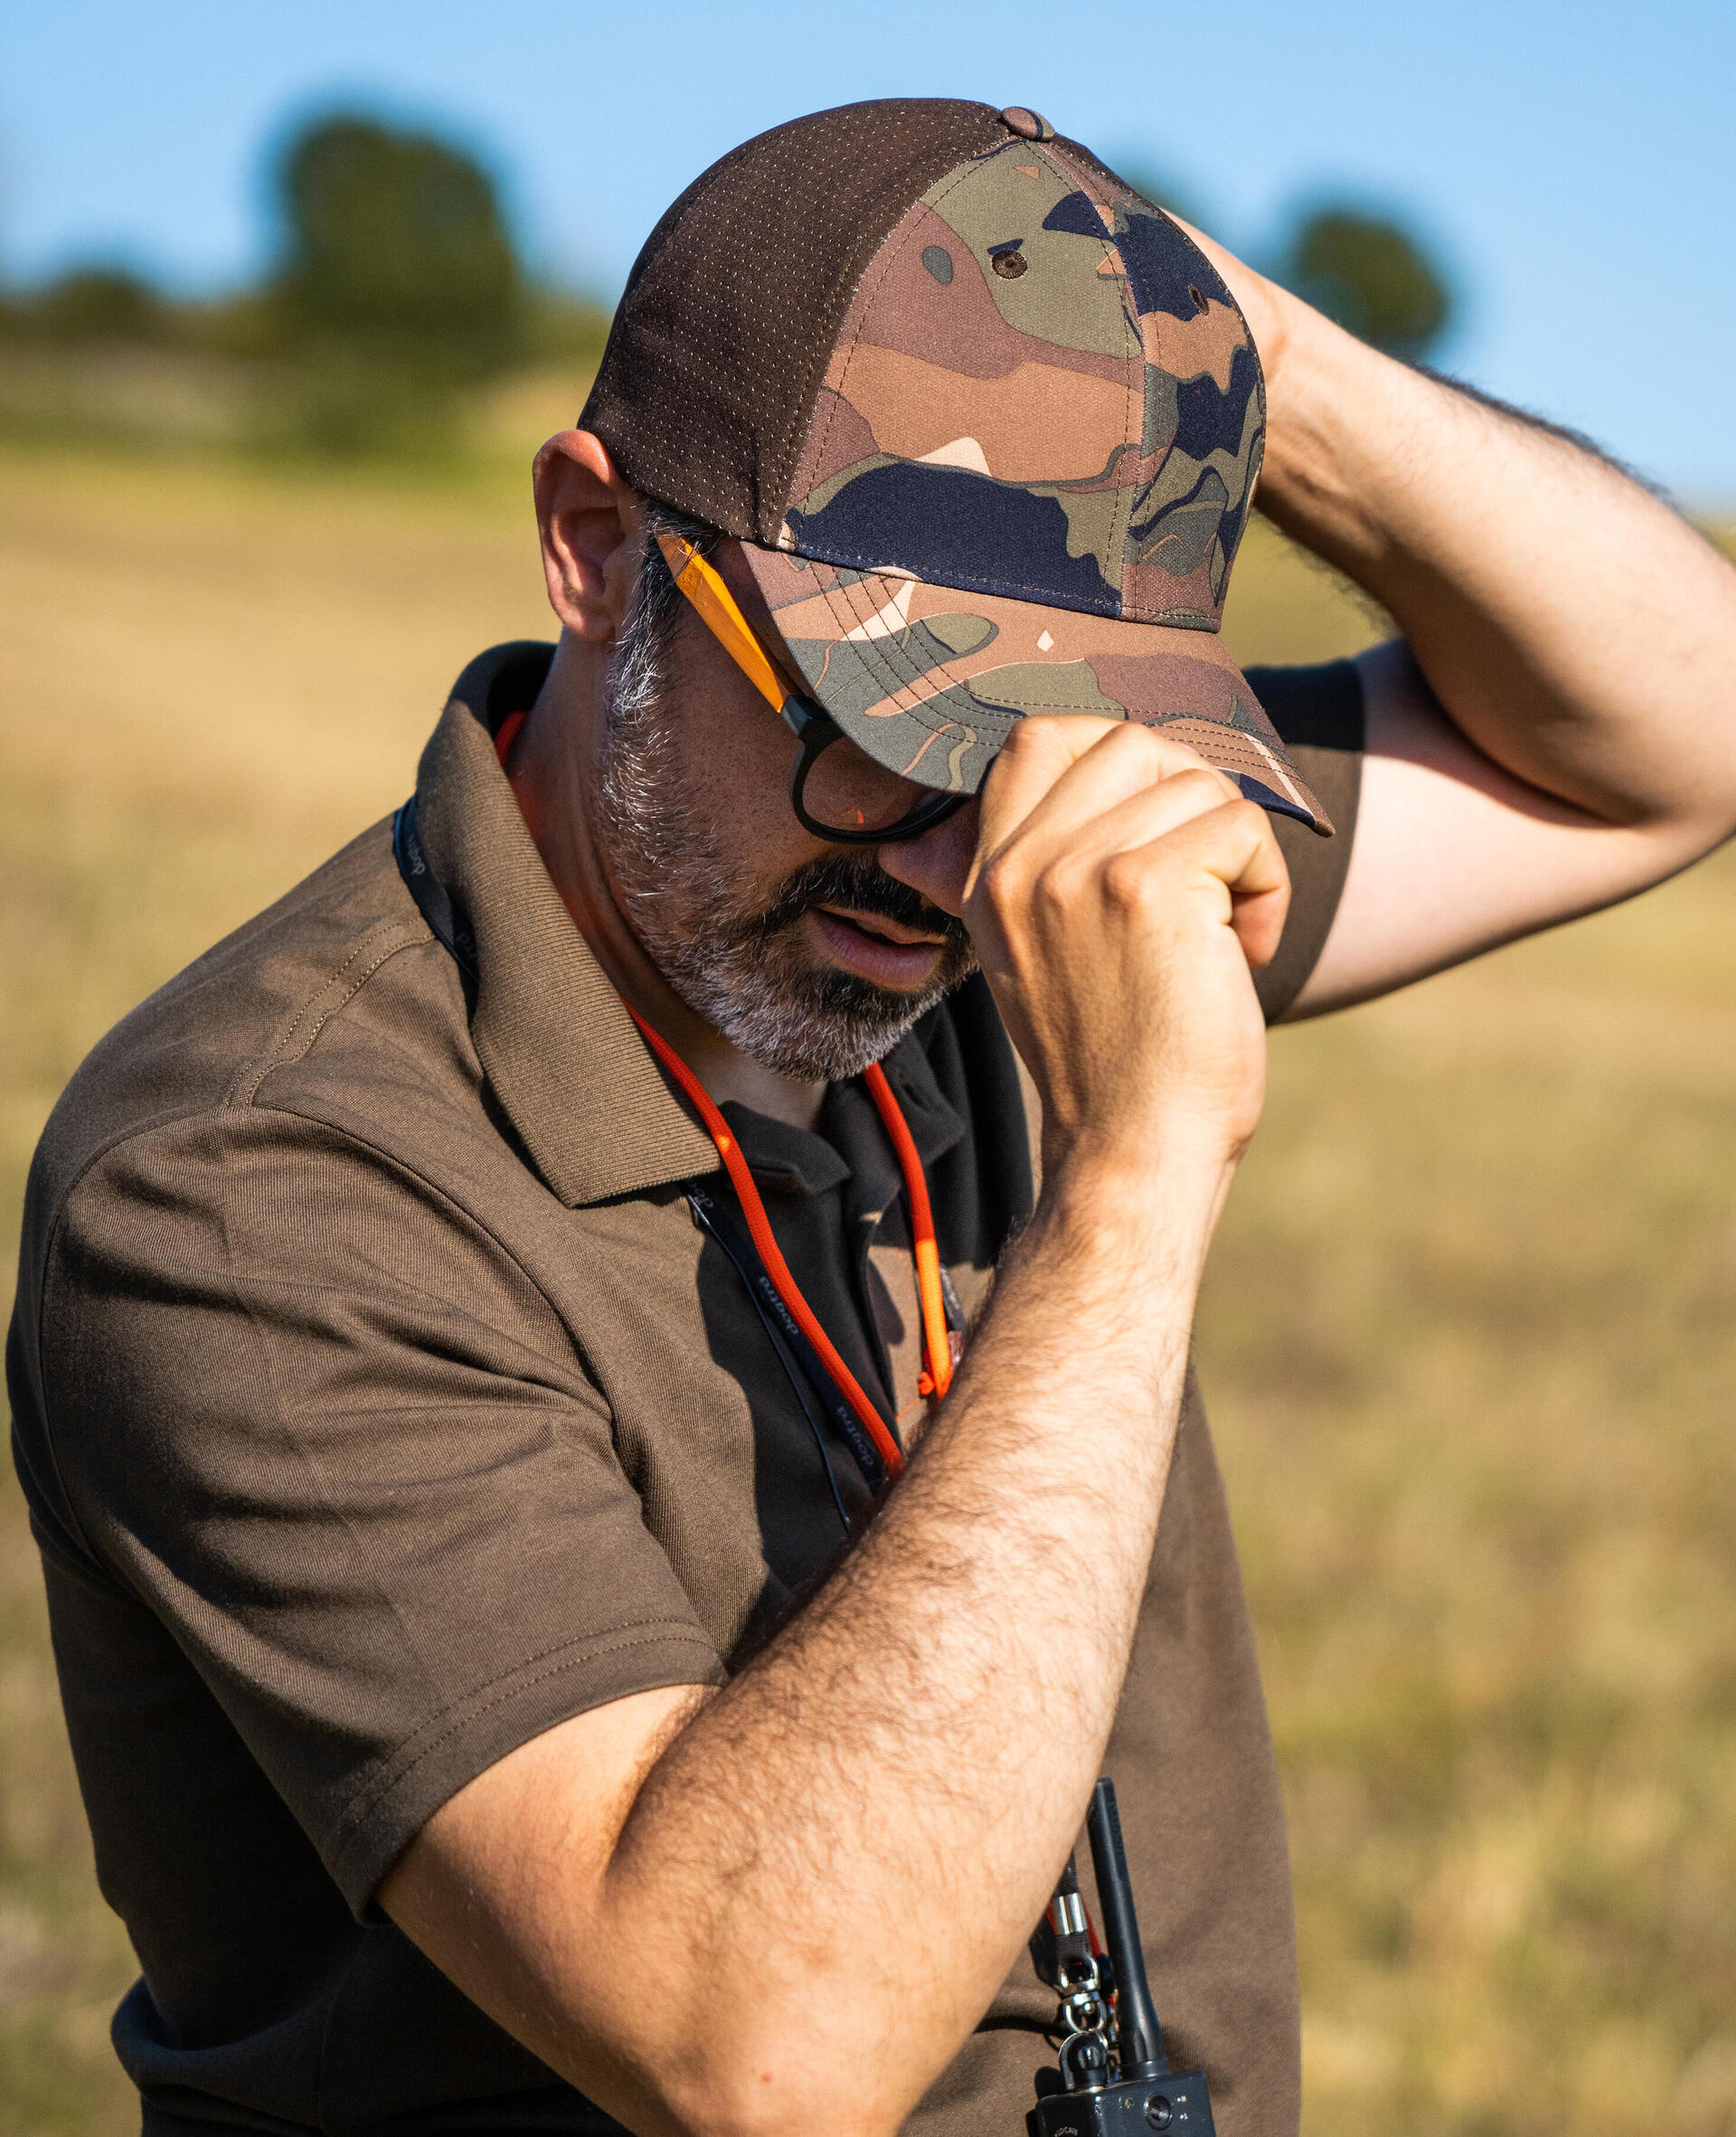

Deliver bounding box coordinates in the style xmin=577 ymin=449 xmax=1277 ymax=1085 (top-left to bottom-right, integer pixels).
xmin=9 ymin=98 xmax=1735 ymax=2137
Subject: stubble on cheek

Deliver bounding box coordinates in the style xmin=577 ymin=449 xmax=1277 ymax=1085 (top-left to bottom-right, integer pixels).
xmin=592 ymin=666 xmax=975 ymax=1082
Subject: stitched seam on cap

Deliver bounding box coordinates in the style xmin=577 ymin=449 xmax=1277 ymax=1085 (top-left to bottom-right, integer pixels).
xmin=788 ymin=538 xmax=1223 ymax=619
xmin=804 ymin=144 xmax=1147 ymax=615
xmin=808 ymin=579 xmax=1315 ymax=801
xmin=805 ymin=206 xmax=921 ymax=544
xmin=788 ymin=143 xmax=1244 ymax=628
xmin=1065 ymin=137 xmax=1270 ymax=626
xmin=774 ymin=107 xmax=1004 ymax=540
xmin=810 ymin=573 xmax=1254 ymax=743
xmin=816 ymin=571 xmax=1019 ymax=747
xmin=807 ymin=142 xmax=1021 ymax=552
xmin=609 ymin=109 xmax=1004 ymax=537
xmin=823 ymin=570 xmax=1049 ymax=738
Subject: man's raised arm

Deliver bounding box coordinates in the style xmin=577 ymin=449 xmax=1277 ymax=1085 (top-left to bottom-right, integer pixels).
xmin=1188 ymin=225 xmax=1736 ymax=1013
xmin=381 ymin=722 xmax=1287 ymax=2137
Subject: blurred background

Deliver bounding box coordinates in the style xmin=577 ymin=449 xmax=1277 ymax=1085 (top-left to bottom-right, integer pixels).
xmin=1 ymin=5 xmax=1732 ymax=2134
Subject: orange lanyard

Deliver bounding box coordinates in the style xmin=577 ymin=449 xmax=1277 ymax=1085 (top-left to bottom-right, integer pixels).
xmin=493 ymin=707 xmax=953 ymax=1475
xmin=625 ymin=1008 xmax=958 ymax=1484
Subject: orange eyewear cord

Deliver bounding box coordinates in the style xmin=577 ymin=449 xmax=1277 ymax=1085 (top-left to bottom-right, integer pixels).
xmin=647 ymin=543 xmax=955 ymax=1401
xmin=862 ymin=1062 xmax=954 ymax=1400
xmin=627 ymin=1005 xmax=962 ymax=1479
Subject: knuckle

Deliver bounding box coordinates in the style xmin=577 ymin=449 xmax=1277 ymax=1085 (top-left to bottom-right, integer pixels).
xmin=1109 ymin=721 xmax=1165 ymax=765
xmin=978 ymin=848 xmax=1026 ymax=916
xmin=1174 ymin=766 xmax=1233 ymax=808
xmin=1100 ymin=850 xmax=1161 ymax=914
xmin=1031 ymin=854 xmax=1084 ymax=916
xmin=1132 ymin=719 xmax=1205 ymax=763
xmin=1185 ymin=794 xmax=1261 ymax=842
xmin=999 ymin=715 xmax=1072 ymax=766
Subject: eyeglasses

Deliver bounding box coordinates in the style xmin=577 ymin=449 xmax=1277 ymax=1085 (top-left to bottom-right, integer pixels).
xmin=657 ymin=534 xmax=970 ymax=846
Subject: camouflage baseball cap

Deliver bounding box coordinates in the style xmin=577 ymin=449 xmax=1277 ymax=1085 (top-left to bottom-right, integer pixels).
xmin=582 ymin=99 xmax=1332 ymax=837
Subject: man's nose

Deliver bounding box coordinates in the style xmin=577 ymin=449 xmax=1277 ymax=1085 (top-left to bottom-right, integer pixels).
xmin=876 ymin=795 xmax=982 ymax=921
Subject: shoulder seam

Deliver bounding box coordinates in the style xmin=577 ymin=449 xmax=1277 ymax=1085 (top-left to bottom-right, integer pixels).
xmin=246 ymin=1095 xmax=584 ymax=1372
xmin=28 ymin=1051 xmax=601 ymax=1584
xmin=225 ymin=919 xmax=432 ymax=1109
xmin=49 ymin=1092 xmax=597 ymax=1398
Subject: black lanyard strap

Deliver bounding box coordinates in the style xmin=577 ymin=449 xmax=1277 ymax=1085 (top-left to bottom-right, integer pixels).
xmin=395 ymin=798 xmax=478 ymax=980
xmin=689 ymin=1186 xmax=889 ymax=1499
xmin=687 ymin=1191 xmax=855 ymax=1533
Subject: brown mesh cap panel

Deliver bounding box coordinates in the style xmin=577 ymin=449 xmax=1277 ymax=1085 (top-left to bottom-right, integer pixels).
xmin=580 ymin=99 xmax=1007 ymax=544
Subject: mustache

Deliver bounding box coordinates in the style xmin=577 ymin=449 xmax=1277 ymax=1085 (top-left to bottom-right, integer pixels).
xmin=755 ymin=856 xmax=967 ymax=945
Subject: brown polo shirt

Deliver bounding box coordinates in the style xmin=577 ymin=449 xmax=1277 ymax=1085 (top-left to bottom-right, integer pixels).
xmin=7 ymin=643 xmax=1363 ymax=2137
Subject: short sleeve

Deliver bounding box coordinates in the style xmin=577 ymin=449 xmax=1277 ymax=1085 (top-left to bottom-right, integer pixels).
xmin=1246 ymin=658 xmax=1366 ymax=1022
xmin=33 ymin=1110 xmax=724 ymax=1915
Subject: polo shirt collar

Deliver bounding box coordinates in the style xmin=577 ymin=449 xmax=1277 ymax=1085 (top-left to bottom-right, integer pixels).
xmin=414 ymin=644 xmax=718 ymax=1207
xmin=412 ymin=641 xmax=970 ymax=1213
xmin=863 ymin=1025 xmax=970 ymax=1180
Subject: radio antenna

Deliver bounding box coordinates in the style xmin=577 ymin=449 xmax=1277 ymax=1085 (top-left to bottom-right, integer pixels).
xmin=1085 ymin=1778 xmax=1167 ymax=2083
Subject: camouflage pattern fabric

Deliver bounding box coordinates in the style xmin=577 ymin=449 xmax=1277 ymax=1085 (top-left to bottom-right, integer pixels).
xmin=739 ymin=546 xmax=1333 ymax=833
xmin=738 ymin=126 xmax=1333 ymax=836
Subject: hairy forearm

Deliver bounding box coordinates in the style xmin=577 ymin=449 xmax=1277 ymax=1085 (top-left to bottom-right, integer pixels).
xmin=1256 ymin=296 xmax=1736 ymax=837
xmin=590 ymin=1160 xmax=1222 ymax=2133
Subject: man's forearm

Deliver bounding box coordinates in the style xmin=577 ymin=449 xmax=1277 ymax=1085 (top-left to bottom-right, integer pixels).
xmin=1254 ymin=298 xmax=1736 ymax=837
xmin=401 ymin=1155 xmax=1225 ymax=2137
xmin=594 ymin=1158 xmax=1222 ymax=2133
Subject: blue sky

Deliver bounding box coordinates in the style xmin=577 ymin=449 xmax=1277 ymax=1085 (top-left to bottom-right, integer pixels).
xmin=4 ymin=0 xmax=1732 ymax=501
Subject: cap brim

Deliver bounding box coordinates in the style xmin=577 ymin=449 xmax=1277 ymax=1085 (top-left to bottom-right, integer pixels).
xmin=737 ymin=543 xmax=1333 ymax=837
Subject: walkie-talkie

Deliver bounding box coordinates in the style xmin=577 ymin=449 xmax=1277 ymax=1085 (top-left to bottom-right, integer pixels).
xmin=1028 ymin=1779 xmax=1217 ymax=2136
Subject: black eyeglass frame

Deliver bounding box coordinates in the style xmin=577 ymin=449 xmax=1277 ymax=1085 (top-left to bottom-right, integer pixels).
xmin=779 ymin=693 xmax=973 ymax=846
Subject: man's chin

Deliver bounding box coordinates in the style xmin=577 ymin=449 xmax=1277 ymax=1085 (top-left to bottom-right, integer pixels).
xmin=697 ymin=954 xmax=973 ymax=1084
xmin=642 ymin=907 xmax=977 ymax=1085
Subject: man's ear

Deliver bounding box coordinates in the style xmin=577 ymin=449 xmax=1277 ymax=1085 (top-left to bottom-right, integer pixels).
xmin=533 ymin=430 xmax=640 ymax=643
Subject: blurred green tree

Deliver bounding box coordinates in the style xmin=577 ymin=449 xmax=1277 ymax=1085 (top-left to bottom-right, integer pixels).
xmin=1277 ymin=205 xmax=1453 ymax=361
xmin=274 ymin=114 xmax=525 ymax=378
xmin=267 ymin=112 xmax=527 ymax=452
xmin=23 ymin=265 xmax=168 ymax=343
xmin=0 ymin=109 xmax=609 ymax=459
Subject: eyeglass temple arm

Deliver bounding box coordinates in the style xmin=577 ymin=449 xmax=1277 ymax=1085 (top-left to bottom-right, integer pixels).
xmin=656 ymin=534 xmax=839 ymax=744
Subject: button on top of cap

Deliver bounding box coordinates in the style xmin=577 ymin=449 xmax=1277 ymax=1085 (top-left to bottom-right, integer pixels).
xmin=999 ymin=106 xmax=1054 ymax=141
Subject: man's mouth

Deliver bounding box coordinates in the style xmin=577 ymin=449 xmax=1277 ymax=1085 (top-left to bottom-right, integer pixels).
xmin=816 ymin=903 xmax=948 ymax=948
xmin=810 ymin=903 xmax=949 ymax=987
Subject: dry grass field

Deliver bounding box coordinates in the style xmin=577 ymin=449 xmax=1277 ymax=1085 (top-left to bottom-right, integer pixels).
xmin=2 ymin=442 xmax=1733 ymax=2137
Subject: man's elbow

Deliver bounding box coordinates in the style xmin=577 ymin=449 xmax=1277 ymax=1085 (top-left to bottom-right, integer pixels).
xmin=658 ymin=2075 xmax=893 ymax=2137
xmin=641 ymin=2000 xmax=918 ymax=2137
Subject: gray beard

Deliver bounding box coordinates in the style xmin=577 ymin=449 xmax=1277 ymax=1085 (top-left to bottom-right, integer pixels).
xmin=592 ymin=648 xmax=975 ymax=1084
